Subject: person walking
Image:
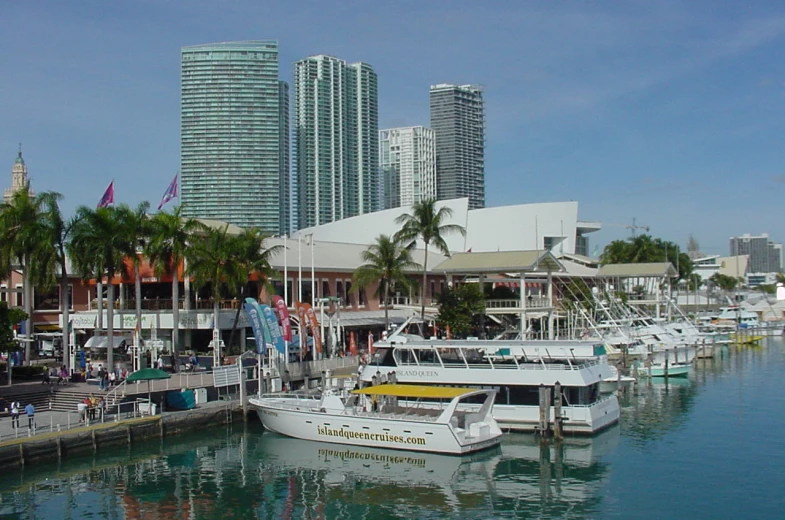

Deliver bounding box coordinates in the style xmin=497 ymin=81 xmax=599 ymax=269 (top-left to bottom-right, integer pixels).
xmin=10 ymin=401 xmax=19 ymax=429
xmin=25 ymin=403 xmax=35 ymax=431
xmin=77 ymin=400 xmax=87 ymax=423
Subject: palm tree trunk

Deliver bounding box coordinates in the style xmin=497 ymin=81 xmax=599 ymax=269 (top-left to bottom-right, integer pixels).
xmin=383 ymin=282 xmax=390 ymax=331
xmin=134 ymin=264 xmax=142 ymax=346
xmin=22 ymin=259 xmax=32 ymax=365
xmin=59 ymin=257 xmax=70 ymax=373
xmin=420 ymin=244 xmax=429 ymax=321
xmin=107 ymin=273 xmax=115 ymax=371
xmin=172 ymin=264 xmax=180 ymax=371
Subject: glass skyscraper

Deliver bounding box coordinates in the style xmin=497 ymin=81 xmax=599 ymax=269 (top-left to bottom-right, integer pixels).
xmin=430 ymin=84 xmax=485 ymax=209
xmin=293 ymin=55 xmax=379 ymax=230
xmin=181 ymin=41 xmax=289 ymax=234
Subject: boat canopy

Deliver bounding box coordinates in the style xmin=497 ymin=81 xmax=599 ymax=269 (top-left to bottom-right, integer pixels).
xmin=352 ymin=384 xmax=475 ymax=399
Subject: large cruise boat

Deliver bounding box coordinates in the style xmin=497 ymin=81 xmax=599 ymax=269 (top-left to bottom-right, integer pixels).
xmin=360 ymin=330 xmax=619 ymax=435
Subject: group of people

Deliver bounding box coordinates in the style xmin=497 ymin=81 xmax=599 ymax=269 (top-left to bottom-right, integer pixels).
xmin=9 ymin=401 xmax=35 ymax=430
xmin=41 ymin=365 xmax=70 ymax=386
xmin=77 ymin=394 xmax=105 ymax=423
xmin=85 ymin=364 xmax=127 ymax=390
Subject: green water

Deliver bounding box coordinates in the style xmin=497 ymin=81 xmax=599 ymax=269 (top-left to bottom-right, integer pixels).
xmin=0 ymin=338 xmax=783 ymax=519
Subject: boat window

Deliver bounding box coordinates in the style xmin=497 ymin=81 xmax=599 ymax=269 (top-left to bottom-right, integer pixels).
xmin=394 ymin=348 xmax=419 ymax=366
xmin=373 ymin=347 xmax=395 ymax=366
xmin=417 ymin=349 xmax=440 ymax=365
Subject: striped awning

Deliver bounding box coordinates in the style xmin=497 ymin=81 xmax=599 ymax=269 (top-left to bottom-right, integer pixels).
xmin=493 ymin=281 xmax=542 ymax=289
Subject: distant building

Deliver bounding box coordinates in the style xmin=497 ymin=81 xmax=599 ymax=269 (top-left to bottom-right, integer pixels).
xmin=180 ymin=41 xmax=290 ymax=235
xmin=429 ymin=84 xmax=485 ymax=209
xmin=729 ymin=234 xmax=783 ymax=280
xmin=4 ymin=145 xmax=33 ymax=202
xmin=379 ymin=126 xmax=436 ymax=209
xmin=293 ymin=55 xmax=379 ymax=230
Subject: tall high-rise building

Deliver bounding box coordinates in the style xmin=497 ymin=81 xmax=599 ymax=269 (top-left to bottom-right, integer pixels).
xmin=729 ymin=233 xmax=783 ymax=273
xmin=293 ymin=55 xmax=379 ymax=229
xmin=429 ymin=84 xmax=485 ymax=209
xmin=5 ymin=144 xmax=33 ymax=203
xmin=379 ymin=126 xmax=436 ymax=209
xmin=181 ymin=41 xmax=289 ymax=234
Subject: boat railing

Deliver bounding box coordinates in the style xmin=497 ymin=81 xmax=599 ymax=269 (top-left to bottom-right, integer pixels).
xmin=402 ymin=358 xmax=603 ymax=371
xmin=569 ymin=394 xmax=616 ymax=408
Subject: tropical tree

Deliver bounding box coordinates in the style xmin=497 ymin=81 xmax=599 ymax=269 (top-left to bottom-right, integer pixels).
xmin=394 ymin=199 xmax=465 ymax=320
xmin=116 ymin=202 xmax=151 ymax=347
xmin=352 ymin=235 xmax=421 ymax=330
xmin=38 ymin=192 xmax=76 ymax=371
xmin=227 ymin=228 xmax=281 ymax=351
xmin=600 ymin=234 xmax=693 ymax=281
xmin=69 ymin=206 xmax=128 ymax=370
xmin=187 ymin=225 xmax=246 ymax=356
xmin=0 ymin=185 xmax=57 ymax=364
xmin=145 ymin=206 xmax=204 ymax=364
xmin=0 ymin=303 xmax=28 ymax=384
xmin=436 ymin=283 xmax=486 ymax=338
xmin=709 ymin=273 xmax=739 ymax=292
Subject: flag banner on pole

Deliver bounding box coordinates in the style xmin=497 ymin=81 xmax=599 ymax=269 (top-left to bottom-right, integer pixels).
xmin=305 ymin=305 xmax=322 ymax=354
xmin=260 ymin=304 xmax=285 ymax=354
xmin=244 ymin=298 xmax=267 ymax=356
xmin=294 ymin=301 xmax=308 ymax=356
xmin=273 ymin=295 xmax=292 ymax=341
xmin=157 ymin=173 xmax=178 ymax=210
xmin=97 ymin=181 xmax=114 ymax=209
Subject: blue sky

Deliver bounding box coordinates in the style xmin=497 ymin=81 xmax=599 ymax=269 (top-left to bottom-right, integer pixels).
xmin=2 ymin=1 xmax=785 ymax=255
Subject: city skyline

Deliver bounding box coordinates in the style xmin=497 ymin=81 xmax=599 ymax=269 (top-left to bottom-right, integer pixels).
xmin=3 ymin=2 xmax=785 ymax=252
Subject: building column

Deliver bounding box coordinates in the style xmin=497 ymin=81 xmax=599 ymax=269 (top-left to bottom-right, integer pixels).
xmin=520 ymin=273 xmax=527 ymax=337
xmin=655 ymin=279 xmax=661 ymax=319
xmin=547 ymin=270 xmax=555 ymax=340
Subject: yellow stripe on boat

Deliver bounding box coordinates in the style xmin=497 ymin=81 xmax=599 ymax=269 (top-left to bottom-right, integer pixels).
xmin=352 ymin=384 xmax=475 ymax=399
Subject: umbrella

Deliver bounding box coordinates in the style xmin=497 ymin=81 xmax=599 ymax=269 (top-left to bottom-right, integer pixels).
xmin=126 ymin=368 xmax=171 ymax=413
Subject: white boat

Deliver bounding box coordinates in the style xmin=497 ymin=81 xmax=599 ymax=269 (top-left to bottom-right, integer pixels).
xmin=634 ymin=361 xmax=691 ymax=378
xmin=362 ymin=333 xmax=620 ymax=435
xmin=249 ymin=384 xmax=503 ymax=455
xmin=599 ymin=365 xmax=636 ymax=394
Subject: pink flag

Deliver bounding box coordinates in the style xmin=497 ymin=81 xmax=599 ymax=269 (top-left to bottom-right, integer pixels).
xmin=97 ymin=181 xmax=114 ymax=209
xmin=273 ymin=295 xmax=292 ymax=342
xmin=157 ymin=173 xmax=178 ymax=210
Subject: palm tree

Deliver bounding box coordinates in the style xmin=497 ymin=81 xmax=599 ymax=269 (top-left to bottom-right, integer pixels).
xmin=116 ymin=202 xmax=151 ymax=347
xmin=394 ymin=199 xmax=465 ymax=320
xmin=353 ymin=235 xmax=420 ymax=330
xmin=0 ymin=185 xmax=56 ymax=364
xmin=69 ymin=206 xmax=127 ymax=370
xmin=187 ymin=225 xmax=245 ymax=356
xmin=227 ymin=228 xmax=281 ymax=352
xmin=38 ymin=192 xmax=76 ymax=371
xmin=145 ymin=207 xmax=204 ymax=364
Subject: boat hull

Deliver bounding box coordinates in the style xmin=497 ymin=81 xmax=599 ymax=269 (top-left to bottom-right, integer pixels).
xmin=251 ymin=400 xmax=501 ymax=455
xmin=638 ymin=364 xmax=691 ymax=378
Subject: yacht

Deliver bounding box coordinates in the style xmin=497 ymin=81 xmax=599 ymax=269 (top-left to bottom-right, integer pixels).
xmin=361 ymin=330 xmax=619 ymax=435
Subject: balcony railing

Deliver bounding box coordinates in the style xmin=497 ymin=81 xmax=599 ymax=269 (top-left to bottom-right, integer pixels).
xmin=88 ymin=298 xmax=242 ymax=311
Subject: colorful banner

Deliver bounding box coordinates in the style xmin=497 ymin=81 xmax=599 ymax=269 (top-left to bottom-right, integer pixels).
xmin=244 ymin=297 xmax=266 ymax=355
xmin=368 ymin=331 xmax=374 ymax=355
xmin=260 ymin=304 xmax=285 ymax=354
xmin=305 ymin=305 xmax=322 ymax=354
xmin=349 ymin=331 xmax=358 ymax=356
xmin=158 ymin=173 xmax=178 ymax=210
xmin=273 ymin=295 xmax=292 ymax=342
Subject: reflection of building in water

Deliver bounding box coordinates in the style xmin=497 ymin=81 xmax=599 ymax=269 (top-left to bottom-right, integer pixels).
xmin=0 ymin=425 xmax=618 ymax=519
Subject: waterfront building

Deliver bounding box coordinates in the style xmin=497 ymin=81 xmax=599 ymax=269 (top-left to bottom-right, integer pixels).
xmin=180 ymin=41 xmax=289 ymax=235
xmin=4 ymin=145 xmax=33 ymax=203
xmin=293 ymin=55 xmax=379 ymax=230
xmin=379 ymin=126 xmax=436 ymax=210
xmin=729 ymin=233 xmax=782 ymax=285
xmin=429 ymin=84 xmax=485 ymax=209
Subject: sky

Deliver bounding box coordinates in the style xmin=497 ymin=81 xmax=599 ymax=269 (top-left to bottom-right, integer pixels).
xmin=2 ymin=0 xmax=785 ymax=255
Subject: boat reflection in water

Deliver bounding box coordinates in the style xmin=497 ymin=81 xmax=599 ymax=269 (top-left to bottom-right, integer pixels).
xmin=254 ymin=427 xmax=619 ymax=517
xmin=0 ymin=423 xmax=618 ymax=519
